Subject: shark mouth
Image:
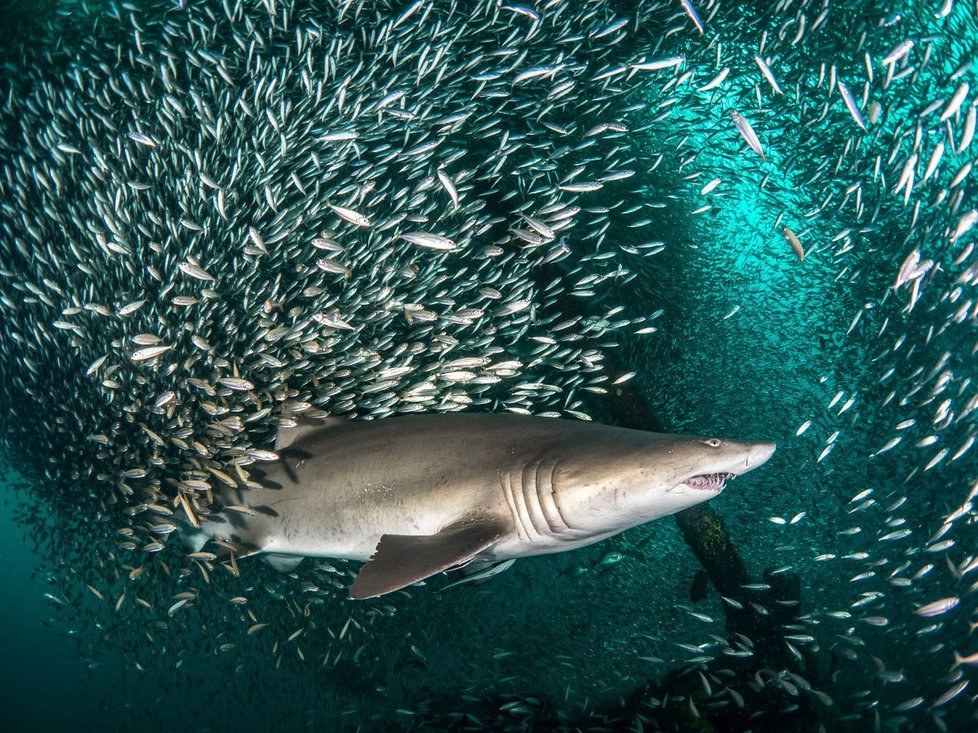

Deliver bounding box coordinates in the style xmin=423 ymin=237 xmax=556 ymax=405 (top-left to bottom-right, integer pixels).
xmin=683 ymin=473 xmax=735 ymax=492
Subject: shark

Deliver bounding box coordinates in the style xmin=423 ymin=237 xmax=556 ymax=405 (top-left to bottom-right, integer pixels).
xmin=177 ymin=413 xmax=775 ymax=599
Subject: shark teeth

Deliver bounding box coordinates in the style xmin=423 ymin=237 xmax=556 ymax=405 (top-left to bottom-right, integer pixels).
xmin=683 ymin=473 xmax=735 ymax=492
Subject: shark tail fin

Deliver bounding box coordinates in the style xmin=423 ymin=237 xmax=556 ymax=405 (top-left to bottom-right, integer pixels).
xmin=168 ymin=471 xmax=260 ymax=555
xmin=175 ymin=519 xmax=212 ymax=553
xmin=169 ymin=489 xmax=238 ymax=555
xmin=169 ymin=507 xmax=219 ymax=553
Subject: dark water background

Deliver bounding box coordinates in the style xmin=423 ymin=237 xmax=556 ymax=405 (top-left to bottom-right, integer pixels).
xmin=2 ymin=0 xmax=978 ymax=731
xmin=0 ymin=485 xmax=98 ymax=732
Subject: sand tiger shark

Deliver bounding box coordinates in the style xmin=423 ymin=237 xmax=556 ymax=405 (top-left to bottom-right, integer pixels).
xmin=177 ymin=413 xmax=775 ymax=599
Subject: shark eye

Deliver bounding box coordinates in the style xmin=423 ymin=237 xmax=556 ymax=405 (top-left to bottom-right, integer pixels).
xmin=703 ymin=439 xmax=722 ymax=448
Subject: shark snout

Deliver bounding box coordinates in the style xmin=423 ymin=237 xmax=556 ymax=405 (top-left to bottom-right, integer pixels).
xmin=746 ymin=441 xmax=776 ymax=470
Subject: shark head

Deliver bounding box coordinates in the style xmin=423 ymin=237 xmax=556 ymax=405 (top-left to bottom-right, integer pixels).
xmin=547 ymin=430 xmax=775 ymax=538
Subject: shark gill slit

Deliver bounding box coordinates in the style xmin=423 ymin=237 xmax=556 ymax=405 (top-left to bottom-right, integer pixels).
xmin=517 ymin=460 xmax=544 ymax=540
xmin=522 ymin=458 xmax=553 ymax=539
xmin=500 ymin=470 xmax=531 ymax=542
xmin=535 ymin=458 xmax=569 ymax=535
xmin=546 ymin=460 xmax=576 ymax=534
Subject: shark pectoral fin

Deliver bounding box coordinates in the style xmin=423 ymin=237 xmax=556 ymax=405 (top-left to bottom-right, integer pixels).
xmin=263 ymin=553 xmax=304 ymax=573
xmin=349 ymin=519 xmax=508 ymax=600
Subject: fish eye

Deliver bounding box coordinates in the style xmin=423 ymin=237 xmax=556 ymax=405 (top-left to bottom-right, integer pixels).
xmin=703 ymin=439 xmax=721 ymax=448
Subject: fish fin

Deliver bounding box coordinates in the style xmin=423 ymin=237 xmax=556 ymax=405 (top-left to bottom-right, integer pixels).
xmin=350 ymin=519 xmax=508 ymax=599
xmin=274 ymin=415 xmax=345 ymax=451
xmin=263 ymin=553 xmax=304 ymax=573
xmin=439 ymin=558 xmax=516 ymax=591
xmin=176 ymin=522 xmax=211 ymax=553
xmin=173 ymin=511 xmax=229 ymax=553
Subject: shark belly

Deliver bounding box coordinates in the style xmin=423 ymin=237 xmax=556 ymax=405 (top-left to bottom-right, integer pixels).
xmin=489 ymin=529 xmax=620 ymax=561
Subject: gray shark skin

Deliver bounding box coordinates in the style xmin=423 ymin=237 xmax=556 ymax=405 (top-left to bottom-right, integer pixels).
xmin=181 ymin=413 xmax=775 ymax=599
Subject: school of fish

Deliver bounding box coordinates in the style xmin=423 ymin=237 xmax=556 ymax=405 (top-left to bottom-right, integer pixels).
xmin=1 ymin=0 xmax=978 ymax=730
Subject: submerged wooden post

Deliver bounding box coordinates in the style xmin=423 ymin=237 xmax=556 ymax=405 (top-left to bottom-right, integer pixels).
xmin=605 ymin=365 xmax=802 ymax=668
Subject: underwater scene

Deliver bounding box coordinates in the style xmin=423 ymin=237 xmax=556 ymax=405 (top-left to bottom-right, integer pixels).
xmin=1 ymin=0 xmax=977 ymax=730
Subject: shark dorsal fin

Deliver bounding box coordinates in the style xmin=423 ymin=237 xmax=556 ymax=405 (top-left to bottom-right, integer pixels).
xmin=349 ymin=519 xmax=510 ymax=600
xmin=274 ymin=415 xmax=346 ymax=452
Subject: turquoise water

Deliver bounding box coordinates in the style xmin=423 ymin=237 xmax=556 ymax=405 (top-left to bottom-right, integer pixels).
xmin=2 ymin=0 xmax=978 ymax=730
xmin=0 ymin=479 xmax=98 ymax=732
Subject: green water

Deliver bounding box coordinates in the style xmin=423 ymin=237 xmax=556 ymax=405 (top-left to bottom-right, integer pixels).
xmin=1 ymin=0 xmax=977 ymax=731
